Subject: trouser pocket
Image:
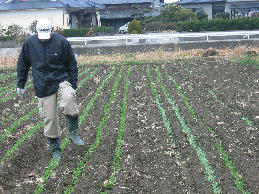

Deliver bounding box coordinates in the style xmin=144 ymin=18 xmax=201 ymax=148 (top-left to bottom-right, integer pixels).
xmin=38 ymin=99 xmax=45 ymax=119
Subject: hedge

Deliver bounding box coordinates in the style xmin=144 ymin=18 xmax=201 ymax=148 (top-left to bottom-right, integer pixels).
xmin=63 ymin=26 xmax=114 ymax=37
xmin=144 ymin=21 xmax=176 ymax=32
xmin=176 ymin=17 xmax=259 ymax=32
xmin=0 ymin=36 xmax=15 ymax=41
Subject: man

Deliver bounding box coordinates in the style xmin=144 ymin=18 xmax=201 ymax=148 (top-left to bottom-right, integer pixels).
xmin=16 ymin=19 xmax=84 ymax=161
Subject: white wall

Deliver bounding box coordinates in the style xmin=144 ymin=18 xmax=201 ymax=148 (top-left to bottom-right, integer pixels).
xmin=0 ymin=8 xmax=67 ymax=33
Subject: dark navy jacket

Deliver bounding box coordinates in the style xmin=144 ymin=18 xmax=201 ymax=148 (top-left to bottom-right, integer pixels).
xmin=16 ymin=33 xmax=78 ymax=98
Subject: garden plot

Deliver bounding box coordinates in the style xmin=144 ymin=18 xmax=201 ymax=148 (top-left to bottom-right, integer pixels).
xmin=0 ymin=58 xmax=258 ymax=193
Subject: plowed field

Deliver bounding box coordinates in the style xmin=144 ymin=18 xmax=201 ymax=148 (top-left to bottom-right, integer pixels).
xmin=0 ymin=57 xmax=258 ymax=193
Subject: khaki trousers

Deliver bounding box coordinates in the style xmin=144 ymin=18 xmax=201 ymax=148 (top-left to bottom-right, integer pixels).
xmin=37 ymin=81 xmax=80 ymax=138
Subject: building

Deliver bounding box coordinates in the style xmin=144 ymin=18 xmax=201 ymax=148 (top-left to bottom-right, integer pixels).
xmin=0 ymin=0 xmax=103 ymax=32
xmin=176 ymin=0 xmax=226 ymax=19
xmin=90 ymin=0 xmax=165 ymax=32
xmin=176 ymin=0 xmax=259 ymax=19
xmin=225 ymin=0 xmax=259 ymax=18
xmin=0 ymin=0 xmax=165 ymax=33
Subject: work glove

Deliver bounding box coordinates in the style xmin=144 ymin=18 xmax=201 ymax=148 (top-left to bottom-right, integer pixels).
xmin=17 ymin=88 xmax=25 ymax=96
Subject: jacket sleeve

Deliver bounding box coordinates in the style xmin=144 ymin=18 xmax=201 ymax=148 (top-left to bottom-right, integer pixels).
xmin=16 ymin=41 xmax=31 ymax=89
xmin=63 ymin=39 xmax=78 ymax=90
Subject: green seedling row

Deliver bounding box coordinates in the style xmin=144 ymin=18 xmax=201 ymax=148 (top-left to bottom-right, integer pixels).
xmin=167 ymin=74 xmax=251 ymax=194
xmin=0 ymin=68 xmax=91 ymax=143
xmin=208 ymin=89 xmax=256 ymax=128
xmin=0 ymin=114 xmax=14 ymax=126
xmin=1 ymin=62 xmax=256 ymax=193
xmin=0 ymin=72 xmax=16 ymax=82
xmin=102 ymin=66 xmax=132 ymax=191
xmin=131 ymin=65 xmax=189 ymax=190
xmin=34 ymin=66 xmax=116 ymax=194
xmin=148 ymin=65 xmax=221 ymax=194
xmin=78 ymin=66 xmax=115 ymax=126
xmin=64 ymin=66 xmax=124 ymax=194
xmin=78 ymin=70 xmax=96 ymax=89
xmin=0 ymin=69 xmax=93 ymax=167
xmin=0 ymin=81 xmax=33 ymax=104
xmin=0 ymin=79 xmax=32 ymax=98
xmin=177 ymin=62 xmax=255 ymax=129
xmin=0 ymin=121 xmax=44 ymax=166
xmin=0 ymin=68 xmax=87 ymax=103
xmin=0 ymin=106 xmax=39 ymax=143
xmin=0 ymin=82 xmax=16 ymax=94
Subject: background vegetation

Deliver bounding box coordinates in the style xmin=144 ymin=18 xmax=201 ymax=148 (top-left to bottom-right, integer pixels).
xmin=0 ymin=3 xmax=258 ymax=39
xmin=176 ymin=17 xmax=259 ymax=32
xmin=139 ymin=4 xmax=259 ymax=33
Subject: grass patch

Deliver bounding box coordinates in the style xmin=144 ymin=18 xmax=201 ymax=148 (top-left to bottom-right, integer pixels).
xmin=231 ymin=54 xmax=259 ymax=68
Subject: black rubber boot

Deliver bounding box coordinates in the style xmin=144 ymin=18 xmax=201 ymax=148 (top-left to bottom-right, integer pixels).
xmin=65 ymin=115 xmax=84 ymax=145
xmin=48 ymin=137 xmax=61 ymax=161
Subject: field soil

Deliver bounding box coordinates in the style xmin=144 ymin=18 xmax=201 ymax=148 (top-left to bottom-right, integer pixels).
xmin=0 ymin=57 xmax=258 ymax=193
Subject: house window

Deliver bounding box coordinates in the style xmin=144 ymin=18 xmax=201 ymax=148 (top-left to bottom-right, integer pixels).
xmin=212 ymin=2 xmax=225 ymax=17
xmin=251 ymin=7 xmax=259 ymax=12
xmin=212 ymin=6 xmax=225 ymax=17
xmin=192 ymin=8 xmax=203 ymax=12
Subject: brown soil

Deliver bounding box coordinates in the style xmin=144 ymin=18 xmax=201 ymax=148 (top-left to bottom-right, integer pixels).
xmin=0 ymin=57 xmax=258 ymax=193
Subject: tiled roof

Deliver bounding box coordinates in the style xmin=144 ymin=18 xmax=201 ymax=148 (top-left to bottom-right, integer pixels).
xmin=90 ymin=0 xmax=152 ymax=5
xmin=100 ymin=7 xmax=160 ymax=19
xmin=59 ymin=0 xmax=103 ymax=8
xmin=177 ymin=0 xmax=225 ymax=4
xmin=0 ymin=0 xmax=103 ymax=11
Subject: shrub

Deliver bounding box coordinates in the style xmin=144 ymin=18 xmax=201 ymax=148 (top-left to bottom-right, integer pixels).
xmin=195 ymin=10 xmax=208 ymax=20
xmin=130 ymin=30 xmax=140 ymax=34
xmin=160 ymin=4 xmax=195 ymax=22
xmin=0 ymin=23 xmax=5 ymax=36
xmin=91 ymin=26 xmax=114 ymax=33
xmin=211 ymin=18 xmax=231 ymax=31
xmin=0 ymin=36 xmax=14 ymax=41
xmin=176 ymin=17 xmax=259 ymax=32
xmin=53 ymin=26 xmax=64 ymax=36
xmin=128 ymin=19 xmax=142 ymax=34
xmin=63 ymin=26 xmax=114 ymax=37
xmin=0 ymin=23 xmax=25 ymax=41
xmin=29 ymin=20 xmax=38 ymax=34
xmin=140 ymin=16 xmax=161 ymax=26
xmin=5 ymin=24 xmax=23 ymax=38
xmin=63 ymin=28 xmax=89 ymax=37
xmin=144 ymin=21 xmax=176 ymax=32
xmin=176 ymin=20 xmax=204 ymax=32
xmin=214 ymin=12 xmax=230 ymax=19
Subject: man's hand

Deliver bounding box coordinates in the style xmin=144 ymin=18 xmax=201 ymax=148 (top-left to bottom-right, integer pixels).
xmin=17 ymin=88 xmax=25 ymax=96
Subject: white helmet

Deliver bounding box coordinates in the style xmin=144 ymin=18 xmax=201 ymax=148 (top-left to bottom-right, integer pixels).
xmin=36 ymin=19 xmax=53 ymax=40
